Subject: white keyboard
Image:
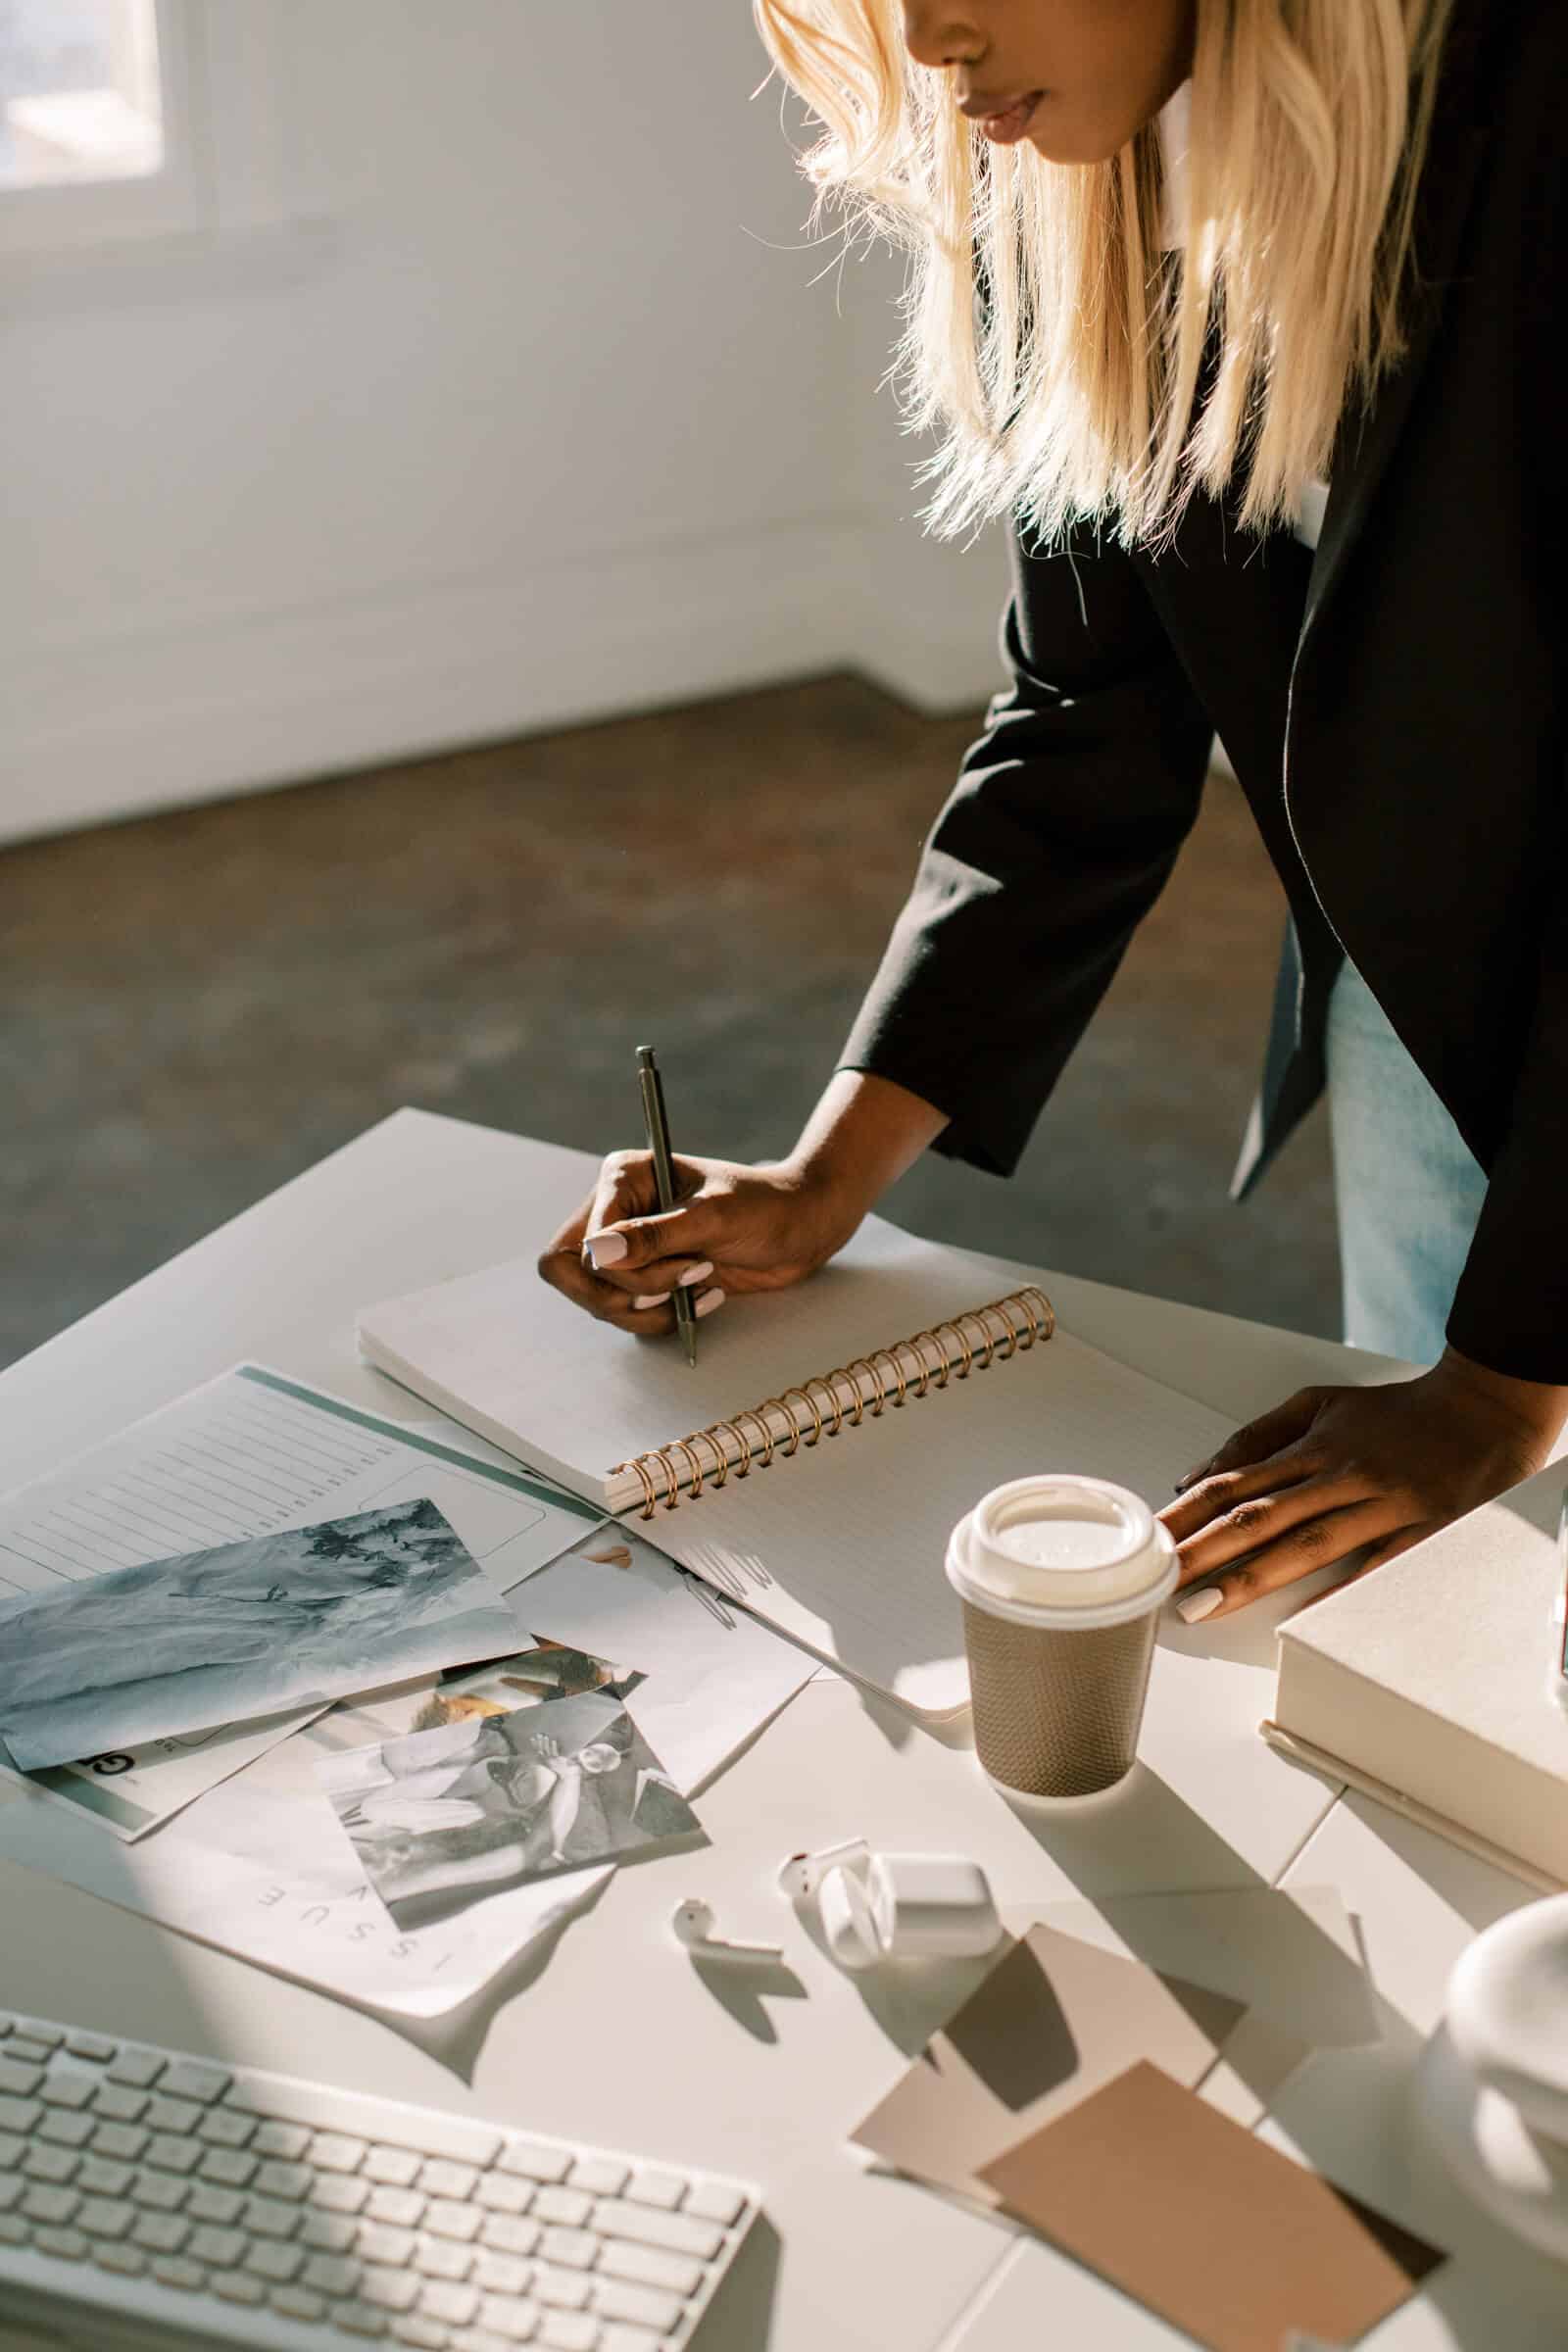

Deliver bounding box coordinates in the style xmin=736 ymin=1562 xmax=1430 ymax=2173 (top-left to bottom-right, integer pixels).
xmin=0 ymin=2010 xmax=758 ymax=2352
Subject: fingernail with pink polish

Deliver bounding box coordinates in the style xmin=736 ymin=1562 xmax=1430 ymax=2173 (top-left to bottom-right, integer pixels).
xmin=585 ymin=1230 xmax=628 ymax=1268
xmin=677 ymin=1261 xmax=714 ymax=1288
xmin=632 ymin=1294 xmax=670 ymax=1310
xmin=694 ymin=1287 xmax=725 ymax=1318
xmin=1175 ymin=1586 xmax=1223 ymax=1625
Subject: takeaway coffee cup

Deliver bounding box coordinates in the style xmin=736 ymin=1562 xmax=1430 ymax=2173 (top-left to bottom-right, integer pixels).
xmin=947 ymin=1474 xmax=1178 ymax=1798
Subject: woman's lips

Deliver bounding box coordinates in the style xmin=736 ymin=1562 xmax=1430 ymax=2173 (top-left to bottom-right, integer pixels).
xmin=966 ymin=91 xmax=1044 ymax=145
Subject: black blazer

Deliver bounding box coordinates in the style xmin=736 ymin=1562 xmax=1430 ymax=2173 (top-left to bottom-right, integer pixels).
xmin=841 ymin=0 xmax=1566 ymax=1381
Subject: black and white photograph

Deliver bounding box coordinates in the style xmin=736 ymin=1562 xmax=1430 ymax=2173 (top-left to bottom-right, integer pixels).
xmin=318 ymin=1690 xmax=703 ymax=1928
xmin=0 ymin=1496 xmax=520 ymax=1773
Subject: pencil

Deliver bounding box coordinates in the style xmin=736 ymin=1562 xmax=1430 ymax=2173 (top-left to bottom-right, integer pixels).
xmin=636 ymin=1046 xmax=698 ymax=1368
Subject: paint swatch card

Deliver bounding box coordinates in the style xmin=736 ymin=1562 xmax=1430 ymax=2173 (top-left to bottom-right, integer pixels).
xmin=852 ymin=1924 xmax=1246 ymax=2205
xmin=980 ymin=2060 xmax=1445 ymax=2352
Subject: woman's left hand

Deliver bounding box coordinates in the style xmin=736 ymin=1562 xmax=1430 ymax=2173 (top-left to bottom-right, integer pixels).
xmin=1159 ymin=1348 xmax=1568 ymax=1619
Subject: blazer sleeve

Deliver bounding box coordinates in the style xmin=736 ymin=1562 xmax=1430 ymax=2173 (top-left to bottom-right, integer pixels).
xmin=838 ymin=520 xmax=1214 ymax=1175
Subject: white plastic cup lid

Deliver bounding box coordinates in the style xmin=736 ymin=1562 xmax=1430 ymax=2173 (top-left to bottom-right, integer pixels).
xmin=947 ymin=1474 xmax=1176 ymax=1629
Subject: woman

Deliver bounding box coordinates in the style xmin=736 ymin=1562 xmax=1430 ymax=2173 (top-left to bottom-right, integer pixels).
xmin=540 ymin=0 xmax=1567 ymax=1620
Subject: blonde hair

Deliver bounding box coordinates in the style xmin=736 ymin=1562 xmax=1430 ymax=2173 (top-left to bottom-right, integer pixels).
xmin=753 ymin=0 xmax=1453 ymax=545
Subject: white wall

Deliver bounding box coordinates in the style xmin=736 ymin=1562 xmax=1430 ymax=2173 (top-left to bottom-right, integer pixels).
xmin=0 ymin=1 xmax=1004 ymax=847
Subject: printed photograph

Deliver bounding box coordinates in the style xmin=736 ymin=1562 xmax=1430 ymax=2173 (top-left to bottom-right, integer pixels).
xmin=318 ymin=1690 xmax=703 ymax=1927
xmin=0 ymin=1497 xmax=520 ymax=1772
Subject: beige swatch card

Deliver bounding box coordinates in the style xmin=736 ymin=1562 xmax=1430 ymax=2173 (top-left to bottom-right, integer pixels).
xmin=851 ymin=1924 xmax=1245 ymax=2205
xmin=981 ymin=2060 xmax=1445 ymax=2352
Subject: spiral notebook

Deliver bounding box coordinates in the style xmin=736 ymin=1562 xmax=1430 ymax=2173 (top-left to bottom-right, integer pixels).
xmin=359 ymin=1201 xmax=1233 ymax=1720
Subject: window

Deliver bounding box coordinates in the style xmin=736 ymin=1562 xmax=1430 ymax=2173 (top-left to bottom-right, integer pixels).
xmin=1 ymin=0 xmax=165 ymax=191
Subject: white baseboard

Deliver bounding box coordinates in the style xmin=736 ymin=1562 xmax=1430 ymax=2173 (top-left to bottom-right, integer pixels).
xmin=0 ymin=517 xmax=1005 ymax=848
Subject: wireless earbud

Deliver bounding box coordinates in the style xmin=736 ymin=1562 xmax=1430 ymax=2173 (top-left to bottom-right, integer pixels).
xmin=775 ymin=1838 xmax=870 ymax=1903
xmin=668 ymin=1899 xmax=782 ymax=1962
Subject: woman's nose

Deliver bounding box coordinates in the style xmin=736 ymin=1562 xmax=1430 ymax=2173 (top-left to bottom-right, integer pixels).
xmin=901 ymin=6 xmax=985 ymax=71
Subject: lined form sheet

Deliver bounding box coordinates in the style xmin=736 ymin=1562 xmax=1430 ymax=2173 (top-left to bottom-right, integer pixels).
xmin=0 ymin=1365 xmax=601 ymax=1837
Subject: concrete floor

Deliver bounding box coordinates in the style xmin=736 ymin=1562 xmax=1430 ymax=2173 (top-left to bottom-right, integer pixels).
xmin=2 ymin=671 xmax=1339 ymax=1371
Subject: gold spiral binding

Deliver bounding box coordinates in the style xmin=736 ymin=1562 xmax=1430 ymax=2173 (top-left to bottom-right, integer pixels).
xmin=607 ymin=1286 xmax=1054 ymax=1517
xmin=805 ymin=1373 xmax=845 ymax=1436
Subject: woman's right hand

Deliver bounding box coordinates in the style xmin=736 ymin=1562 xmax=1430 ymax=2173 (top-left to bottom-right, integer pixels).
xmin=536 ymin=1071 xmax=949 ymax=1337
xmin=535 ymin=1152 xmax=867 ymax=1338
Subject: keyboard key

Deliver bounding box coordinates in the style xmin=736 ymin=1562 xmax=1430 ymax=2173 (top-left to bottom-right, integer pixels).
xmin=0 ymin=2059 xmax=43 ymax=2098
xmin=314 ymin=2131 xmax=369 ymax=2174
xmin=151 ymin=2254 xmax=207 ymax=2291
xmin=592 ymin=2199 xmax=721 ymax=2261
xmin=539 ymin=2317 xmax=598 ymax=2350
xmin=145 ymin=2134 xmax=200 ymax=2177
xmin=91 ymin=2239 xmax=147 ymax=2277
xmin=476 ymin=2174 xmax=531 ymax=2216
xmin=76 ymin=2195 xmax=135 ymax=2238
xmin=534 ymin=2265 xmax=591 ymax=2309
xmin=368 ymin=2184 xmax=426 ymax=2228
xmin=190 ymin=2224 xmax=248 ymax=2267
xmin=361 ymin=2221 xmax=417 ymax=2267
xmin=33 ymin=2225 xmax=88 ymax=2262
xmin=273 ymin=2283 xmax=328 ymax=2322
xmin=601 ymin=2328 xmax=662 ymax=2352
xmin=65 ymin=2033 xmax=117 ymax=2061
xmin=303 ymin=2210 xmax=360 ymax=2253
xmin=595 ymin=2241 xmax=702 ymax=2298
xmin=92 ymin=2121 xmax=148 ymax=2162
xmin=0 ymin=2213 xmax=28 ymax=2246
xmin=593 ymin=2278 xmax=681 ymax=2332
xmin=0 ymin=2095 xmax=42 ymax=2134
xmin=417 ymin=2236 xmax=476 ymax=2281
xmin=0 ymin=2173 xmax=22 ymax=2211
xmin=10 ymin=2034 xmax=58 ymax=2062
xmin=391 ymin=2318 xmax=450 ymax=2349
xmin=427 ymin=2198 xmax=483 ymax=2242
xmin=200 ymin=2146 xmax=258 ymax=2187
xmin=132 ymin=2212 xmax=191 ymax=2254
xmin=198 ymin=2105 xmax=256 ymax=2147
xmin=37 ymin=2110 xmax=96 ymax=2150
xmin=472 ymin=2251 xmax=529 ymax=2295
xmin=248 ymin=2192 xmax=301 ymax=2238
xmin=148 ymin=2094 xmax=202 ymax=2135
xmin=478 ymin=2214 xmax=539 ymax=2258
xmin=540 ymin=2229 xmax=597 ymax=2272
xmin=419 ymin=2157 xmax=478 ymax=2201
xmin=304 ymin=2250 xmax=363 ymax=2296
xmin=478 ymin=2295 xmax=542 ymax=2341
xmin=624 ymin=2170 xmax=683 ymax=2211
xmin=421 ymin=2278 xmax=480 ymax=2324
xmin=214 ymin=2269 xmax=267 ymax=2304
xmin=317 ymin=2173 xmax=372 ymax=2215
xmin=106 ymin=2049 xmax=165 ymax=2089
xmin=77 ymin=2156 xmax=133 ymax=2196
xmin=366 ymin=2145 xmax=423 ymax=2188
xmin=0 ymin=2132 xmax=23 ymax=2170
xmin=23 ymin=2143 xmax=79 ymax=2184
xmin=247 ymin=2238 xmax=306 ymax=2282
xmin=94 ymin=2083 xmax=150 ymax=2123
xmin=161 ymin=2059 xmax=229 ymax=2104
xmin=22 ymin=2183 xmax=79 ymax=2226
xmin=533 ymin=2187 xmax=591 ymax=2229
xmin=255 ymin=2120 xmax=313 ymax=2160
xmin=131 ymin=2170 xmax=189 ymax=2213
xmin=682 ymin=2179 xmax=744 ymax=2226
xmin=496 ymin=2139 xmax=570 ymax=2184
xmin=565 ymin=2157 xmax=627 ymax=2197
xmin=39 ymin=2071 xmax=96 ymax=2112
xmin=363 ymin=2264 xmax=421 ymax=2311
xmin=336 ymin=2301 xmax=390 ymax=2336
xmin=186 ymin=2183 xmax=245 ymax=2225
xmin=257 ymin=2158 xmax=315 ymax=2201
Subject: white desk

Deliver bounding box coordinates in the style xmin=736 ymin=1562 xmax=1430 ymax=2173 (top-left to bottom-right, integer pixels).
xmin=2 ymin=1108 xmax=1564 ymax=2350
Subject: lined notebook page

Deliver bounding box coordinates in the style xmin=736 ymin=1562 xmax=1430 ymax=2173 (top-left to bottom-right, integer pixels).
xmin=653 ymin=1326 xmax=1233 ymax=1716
xmin=359 ymin=1217 xmax=1068 ymax=1504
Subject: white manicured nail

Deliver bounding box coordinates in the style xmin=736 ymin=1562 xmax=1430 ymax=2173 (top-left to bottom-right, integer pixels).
xmin=585 ymin=1230 xmax=628 ymax=1267
xmin=632 ymin=1293 xmax=670 ymax=1310
xmin=694 ymin=1287 xmax=726 ymax=1318
xmin=678 ymin=1261 xmax=714 ymax=1288
xmin=1176 ymin=1586 xmax=1223 ymax=1624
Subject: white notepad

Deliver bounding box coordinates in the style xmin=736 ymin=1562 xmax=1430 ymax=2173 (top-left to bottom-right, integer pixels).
xmin=360 ymin=1185 xmax=1233 ymax=1720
